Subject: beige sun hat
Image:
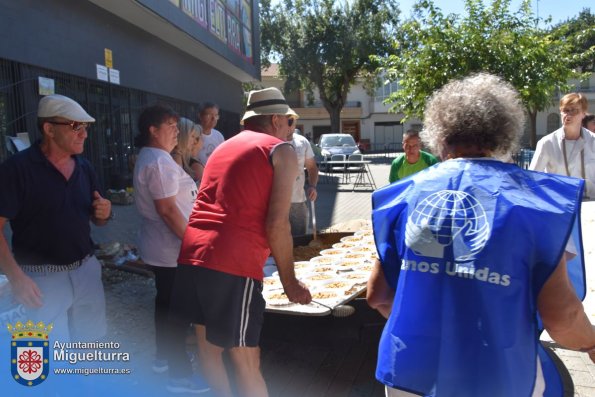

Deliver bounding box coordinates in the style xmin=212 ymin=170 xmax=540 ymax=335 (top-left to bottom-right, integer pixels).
xmin=241 ymin=87 xmax=298 ymax=124
xmin=37 ymin=94 xmax=95 ymax=122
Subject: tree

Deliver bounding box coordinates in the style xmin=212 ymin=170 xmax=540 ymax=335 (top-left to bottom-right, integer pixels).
xmin=550 ymin=8 xmax=595 ymax=72
xmin=260 ymin=0 xmax=400 ymax=134
xmin=378 ymin=0 xmax=582 ymax=148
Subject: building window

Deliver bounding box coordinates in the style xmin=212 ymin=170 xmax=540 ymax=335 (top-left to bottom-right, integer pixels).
xmin=375 ymin=80 xmax=400 ymax=102
xmin=374 ymin=122 xmax=403 ymax=151
xmin=284 ymin=89 xmax=301 ymax=108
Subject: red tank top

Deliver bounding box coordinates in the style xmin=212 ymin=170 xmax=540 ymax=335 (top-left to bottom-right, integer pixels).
xmin=178 ymin=130 xmax=286 ymax=280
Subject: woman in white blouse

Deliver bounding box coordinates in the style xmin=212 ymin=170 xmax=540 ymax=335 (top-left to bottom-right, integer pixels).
xmin=132 ymin=105 xmax=199 ymax=387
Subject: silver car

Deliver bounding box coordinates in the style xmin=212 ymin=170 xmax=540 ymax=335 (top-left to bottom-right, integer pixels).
xmin=317 ymin=133 xmax=361 ymax=159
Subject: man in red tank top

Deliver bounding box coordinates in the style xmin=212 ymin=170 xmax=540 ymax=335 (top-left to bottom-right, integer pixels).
xmin=170 ymin=87 xmax=312 ymax=397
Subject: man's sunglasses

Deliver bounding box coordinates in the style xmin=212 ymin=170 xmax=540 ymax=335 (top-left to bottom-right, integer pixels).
xmin=47 ymin=120 xmax=89 ymax=132
xmin=288 ymin=118 xmax=295 ymax=127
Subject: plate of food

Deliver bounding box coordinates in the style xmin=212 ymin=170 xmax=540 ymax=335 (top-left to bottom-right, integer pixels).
xmin=294 ymin=261 xmax=316 ymax=274
xmin=310 ymin=255 xmax=338 ymax=266
xmin=340 ymin=235 xmax=364 ymax=243
xmin=350 ymin=245 xmax=375 ymax=254
xmin=342 ymin=284 xmax=365 ymax=297
xmin=263 ymin=276 xmax=282 ymax=289
xmin=264 ymin=291 xmax=294 ymax=306
xmin=304 ymin=272 xmax=335 ymax=284
xmin=319 ymin=248 xmax=348 ymax=257
xmin=311 ymin=265 xmax=335 ymax=273
xmin=335 ymin=259 xmax=364 ymax=271
xmin=270 ymin=262 xmax=315 ymax=278
xmin=332 ymin=242 xmax=356 ymax=250
xmin=342 ymin=272 xmax=369 ymax=283
xmin=343 ymin=252 xmax=367 ymax=260
xmin=320 ymin=280 xmax=352 ymax=290
xmin=310 ymin=290 xmax=339 ymax=302
xmin=353 ymin=263 xmax=374 ymax=272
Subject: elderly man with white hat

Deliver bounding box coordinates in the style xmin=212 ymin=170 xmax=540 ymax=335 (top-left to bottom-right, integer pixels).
xmin=169 ymin=87 xmax=312 ymax=396
xmin=0 ymin=94 xmax=111 ymax=342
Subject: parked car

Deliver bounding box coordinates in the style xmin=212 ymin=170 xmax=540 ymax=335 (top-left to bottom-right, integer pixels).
xmin=317 ymin=133 xmax=361 ymax=160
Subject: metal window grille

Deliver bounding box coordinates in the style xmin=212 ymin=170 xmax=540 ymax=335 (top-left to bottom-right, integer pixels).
xmin=0 ymin=58 xmax=238 ymax=189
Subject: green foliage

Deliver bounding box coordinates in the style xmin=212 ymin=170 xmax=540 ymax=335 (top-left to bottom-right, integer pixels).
xmin=260 ymin=0 xmax=399 ymax=133
xmin=241 ymin=81 xmax=264 ymax=107
xmin=550 ymin=8 xmax=595 ymax=72
xmin=377 ymin=0 xmax=582 ymax=147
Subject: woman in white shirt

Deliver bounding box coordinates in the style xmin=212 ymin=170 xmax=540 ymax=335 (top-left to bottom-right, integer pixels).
xmin=132 ymin=105 xmax=198 ymax=380
xmin=530 ymin=93 xmax=595 ymax=199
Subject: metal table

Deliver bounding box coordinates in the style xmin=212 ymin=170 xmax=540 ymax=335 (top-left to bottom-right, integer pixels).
xmin=318 ymin=160 xmax=377 ymax=191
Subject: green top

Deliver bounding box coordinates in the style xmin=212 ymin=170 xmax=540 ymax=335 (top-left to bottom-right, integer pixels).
xmin=389 ymin=151 xmax=438 ymax=183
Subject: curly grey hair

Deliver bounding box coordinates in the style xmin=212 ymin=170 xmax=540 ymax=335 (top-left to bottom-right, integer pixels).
xmin=420 ymin=73 xmax=525 ymax=159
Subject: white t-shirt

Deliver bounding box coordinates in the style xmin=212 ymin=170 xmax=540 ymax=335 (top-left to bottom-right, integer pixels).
xmin=290 ymin=133 xmax=315 ymax=203
xmin=197 ymin=128 xmax=225 ymax=165
xmin=133 ymin=147 xmax=197 ymax=267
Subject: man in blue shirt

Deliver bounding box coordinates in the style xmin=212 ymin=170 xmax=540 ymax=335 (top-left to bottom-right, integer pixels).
xmin=0 ymin=94 xmax=112 ymax=342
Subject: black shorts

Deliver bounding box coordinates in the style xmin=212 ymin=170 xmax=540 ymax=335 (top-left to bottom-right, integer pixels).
xmin=170 ymin=265 xmax=265 ymax=348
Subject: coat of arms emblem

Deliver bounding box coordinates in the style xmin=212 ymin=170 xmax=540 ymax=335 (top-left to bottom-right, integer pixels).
xmin=7 ymin=320 xmax=53 ymax=386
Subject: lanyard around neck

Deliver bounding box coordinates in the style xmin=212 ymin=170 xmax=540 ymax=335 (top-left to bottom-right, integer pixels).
xmin=562 ymin=138 xmax=585 ymax=179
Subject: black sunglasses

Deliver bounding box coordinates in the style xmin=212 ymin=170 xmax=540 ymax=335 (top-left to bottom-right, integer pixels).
xmin=288 ymin=118 xmax=295 ymax=127
xmin=47 ymin=120 xmax=89 ymax=132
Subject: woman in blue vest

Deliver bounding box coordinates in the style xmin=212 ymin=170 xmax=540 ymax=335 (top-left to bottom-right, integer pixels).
xmin=367 ymin=73 xmax=595 ymax=397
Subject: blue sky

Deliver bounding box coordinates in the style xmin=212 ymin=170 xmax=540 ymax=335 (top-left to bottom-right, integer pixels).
xmin=395 ymin=0 xmax=592 ymax=26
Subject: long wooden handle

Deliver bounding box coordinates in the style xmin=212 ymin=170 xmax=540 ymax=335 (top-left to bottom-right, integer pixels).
xmin=310 ymin=199 xmax=317 ymax=240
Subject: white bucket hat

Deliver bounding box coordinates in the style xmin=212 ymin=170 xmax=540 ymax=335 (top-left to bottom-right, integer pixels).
xmin=37 ymin=94 xmax=95 ymax=122
xmin=241 ymin=87 xmax=298 ymax=124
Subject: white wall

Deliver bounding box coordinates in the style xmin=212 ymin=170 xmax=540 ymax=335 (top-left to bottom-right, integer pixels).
xmin=261 ymin=69 xmax=595 ymax=149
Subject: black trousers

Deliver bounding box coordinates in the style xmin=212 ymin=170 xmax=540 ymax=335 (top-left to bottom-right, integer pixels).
xmin=150 ymin=265 xmax=177 ymax=361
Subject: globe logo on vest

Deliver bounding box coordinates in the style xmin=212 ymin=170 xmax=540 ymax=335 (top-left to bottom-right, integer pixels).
xmin=405 ymin=190 xmax=490 ymax=262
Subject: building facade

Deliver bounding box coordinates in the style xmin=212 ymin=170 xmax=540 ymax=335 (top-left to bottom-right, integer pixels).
xmin=0 ymin=0 xmax=260 ymax=188
xmin=262 ymin=65 xmax=595 ymax=152
xmin=261 ymin=65 xmax=422 ymax=152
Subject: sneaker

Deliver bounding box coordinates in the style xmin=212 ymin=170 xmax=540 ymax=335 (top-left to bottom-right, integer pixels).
xmin=152 ymin=359 xmax=169 ymax=374
xmin=167 ymin=376 xmax=210 ymax=394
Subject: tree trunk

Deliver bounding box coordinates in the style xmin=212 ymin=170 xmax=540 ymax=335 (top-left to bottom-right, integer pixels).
xmin=528 ymin=109 xmax=538 ymax=149
xmin=328 ymin=106 xmax=342 ymax=133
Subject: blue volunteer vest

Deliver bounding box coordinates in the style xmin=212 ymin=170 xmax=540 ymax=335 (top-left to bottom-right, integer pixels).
xmin=372 ymin=158 xmax=585 ymax=397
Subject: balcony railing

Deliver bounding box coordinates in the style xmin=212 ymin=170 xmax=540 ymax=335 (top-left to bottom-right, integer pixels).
xmin=292 ymin=100 xmax=361 ymax=108
xmin=568 ymin=85 xmax=595 ymax=93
